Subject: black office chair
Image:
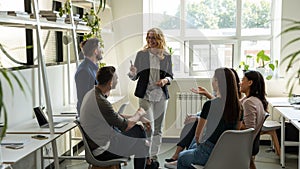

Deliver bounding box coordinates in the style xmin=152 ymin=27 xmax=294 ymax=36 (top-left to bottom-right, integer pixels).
xmin=74 ymin=120 xmax=130 ymax=169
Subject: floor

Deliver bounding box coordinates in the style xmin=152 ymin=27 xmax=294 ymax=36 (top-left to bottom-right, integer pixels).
xmin=60 ymin=143 xmax=298 ymax=169
xmin=59 ymin=143 xmax=298 ymax=169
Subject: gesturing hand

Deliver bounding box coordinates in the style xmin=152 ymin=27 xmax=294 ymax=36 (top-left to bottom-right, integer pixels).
xmin=184 ymin=114 xmax=198 ymax=125
xmin=129 ymin=65 xmax=137 ymax=76
xmin=156 ymin=78 xmax=168 ymax=87
xmin=136 ymin=107 xmax=146 ymax=117
xmin=140 ymin=117 xmax=151 ymax=132
xmin=190 ymin=86 xmax=213 ymax=99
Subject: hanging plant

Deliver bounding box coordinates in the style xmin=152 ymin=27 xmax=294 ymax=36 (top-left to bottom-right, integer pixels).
xmin=82 ymin=8 xmax=104 ymax=48
xmin=58 ymin=0 xmax=71 ymax=17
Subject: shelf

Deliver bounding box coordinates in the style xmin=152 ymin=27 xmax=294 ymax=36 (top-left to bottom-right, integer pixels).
xmin=0 ymin=15 xmax=90 ymax=32
xmin=54 ymin=0 xmax=94 ymax=9
xmin=0 ymin=15 xmax=37 ymax=28
xmin=54 ymin=0 xmax=110 ymax=10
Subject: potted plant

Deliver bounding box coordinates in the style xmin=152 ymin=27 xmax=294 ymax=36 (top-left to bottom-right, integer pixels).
xmin=280 ymin=19 xmax=300 ymax=95
xmin=58 ymin=0 xmax=106 ymax=48
xmin=239 ymin=50 xmax=278 ymax=80
xmin=255 ymin=50 xmax=278 ymax=80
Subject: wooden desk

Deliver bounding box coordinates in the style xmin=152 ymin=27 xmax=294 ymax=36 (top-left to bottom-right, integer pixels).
xmin=275 ymin=106 xmax=300 ymax=168
xmin=1 ymin=134 xmax=59 ymax=164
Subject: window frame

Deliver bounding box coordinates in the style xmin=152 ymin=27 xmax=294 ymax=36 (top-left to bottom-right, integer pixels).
xmin=143 ymin=0 xmax=279 ymax=78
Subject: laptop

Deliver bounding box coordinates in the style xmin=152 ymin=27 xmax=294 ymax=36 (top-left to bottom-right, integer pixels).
xmin=33 ymin=107 xmax=68 ymax=128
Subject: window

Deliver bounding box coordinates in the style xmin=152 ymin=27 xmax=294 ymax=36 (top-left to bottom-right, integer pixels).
xmin=241 ymin=40 xmax=270 ymax=69
xmin=188 ymin=41 xmax=236 ymax=76
xmin=241 ymin=0 xmax=272 ymax=36
xmin=144 ymin=0 xmax=278 ymax=78
xmin=0 ymin=0 xmax=27 ymax=68
xmin=185 ymin=0 xmax=236 ymax=37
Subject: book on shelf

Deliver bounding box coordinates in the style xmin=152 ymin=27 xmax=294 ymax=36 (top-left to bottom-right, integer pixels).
xmin=1 ymin=11 xmax=30 ymax=18
xmin=39 ymin=10 xmax=66 ymax=22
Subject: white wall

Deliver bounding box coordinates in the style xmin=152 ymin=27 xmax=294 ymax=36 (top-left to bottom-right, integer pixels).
xmin=107 ymin=0 xmax=144 ymax=114
xmin=2 ymin=65 xmax=71 ymax=128
xmin=280 ymin=0 xmax=300 ymax=95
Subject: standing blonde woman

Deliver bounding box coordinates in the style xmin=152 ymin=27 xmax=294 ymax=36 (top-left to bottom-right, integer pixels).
xmin=128 ymin=28 xmax=173 ymax=167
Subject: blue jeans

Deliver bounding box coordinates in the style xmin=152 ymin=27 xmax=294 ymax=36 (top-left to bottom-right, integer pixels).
xmin=177 ymin=140 xmax=215 ymax=169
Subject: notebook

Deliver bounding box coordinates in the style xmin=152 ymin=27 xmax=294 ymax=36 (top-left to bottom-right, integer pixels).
xmin=33 ymin=107 xmax=68 ymax=128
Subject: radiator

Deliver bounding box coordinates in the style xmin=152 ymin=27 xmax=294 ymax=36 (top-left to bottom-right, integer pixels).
xmin=176 ymin=92 xmax=207 ymax=128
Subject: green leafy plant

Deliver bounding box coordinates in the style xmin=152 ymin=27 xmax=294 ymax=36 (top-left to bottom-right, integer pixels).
xmin=99 ymin=62 xmax=106 ymax=68
xmin=167 ymin=46 xmax=174 ymax=55
xmin=239 ymin=55 xmax=253 ymax=71
xmin=58 ymin=0 xmax=71 ymax=17
xmin=0 ymin=66 xmax=26 ymax=140
xmin=82 ymin=8 xmax=104 ymax=48
xmin=255 ymin=50 xmax=275 ymax=70
xmin=239 ymin=50 xmax=278 ymax=80
xmin=0 ymin=44 xmax=29 ymax=140
xmin=95 ymin=0 xmax=107 ymax=12
xmin=280 ymin=19 xmax=300 ymax=95
xmin=255 ymin=50 xmax=278 ymax=80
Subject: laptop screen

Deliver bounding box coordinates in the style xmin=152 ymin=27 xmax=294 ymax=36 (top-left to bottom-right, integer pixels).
xmin=33 ymin=107 xmax=48 ymax=127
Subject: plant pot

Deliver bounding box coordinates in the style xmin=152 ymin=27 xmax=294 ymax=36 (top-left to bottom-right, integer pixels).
xmin=256 ymin=67 xmax=266 ymax=76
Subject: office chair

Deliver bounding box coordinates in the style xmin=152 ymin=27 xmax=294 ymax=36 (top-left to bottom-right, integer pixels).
xmin=191 ymin=128 xmax=255 ymax=169
xmin=261 ymin=118 xmax=281 ymax=155
xmin=252 ymin=113 xmax=270 ymax=156
xmin=74 ymin=120 xmax=130 ymax=169
xmin=249 ymin=113 xmax=270 ymax=169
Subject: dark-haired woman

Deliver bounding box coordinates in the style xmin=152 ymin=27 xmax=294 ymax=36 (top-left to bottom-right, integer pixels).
xmin=165 ymin=68 xmax=241 ymax=164
xmin=240 ymin=70 xmax=267 ymax=169
xmin=176 ymin=68 xmax=243 ymax=169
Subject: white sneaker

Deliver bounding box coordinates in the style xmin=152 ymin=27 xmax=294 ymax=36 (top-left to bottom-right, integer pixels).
xmin=164 ymin=161 xmax=177 ymax=169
